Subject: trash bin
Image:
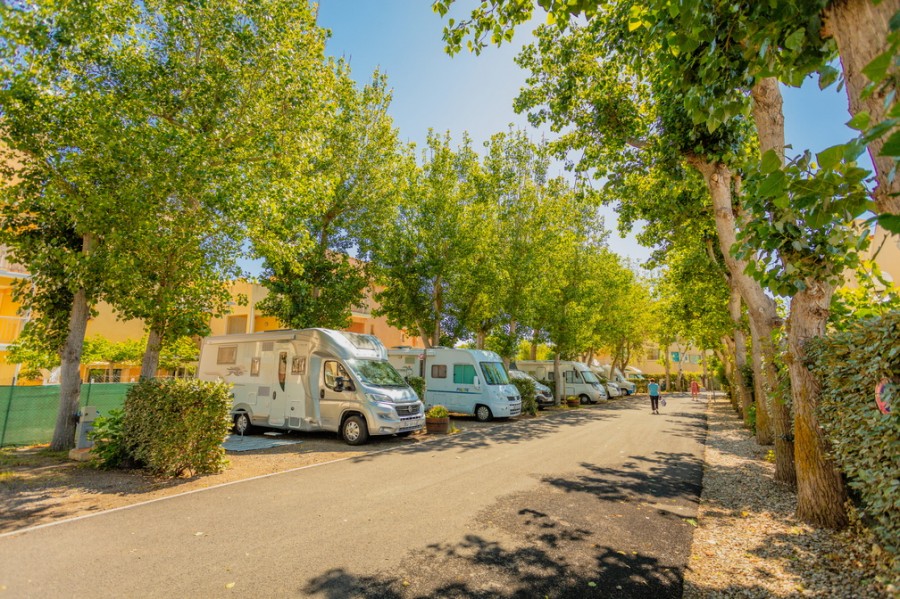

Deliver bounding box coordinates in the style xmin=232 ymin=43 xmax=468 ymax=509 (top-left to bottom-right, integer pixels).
xmin=75 ymin=406 xmax=99 ymax=449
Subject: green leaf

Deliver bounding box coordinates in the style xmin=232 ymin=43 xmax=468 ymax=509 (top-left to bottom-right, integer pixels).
xmin=818 ymin=65 xmax=840 ymax=90
xmin=760 ymin=150 xmax=781 ymax=174
xmin=784 ymin=29 xmax=805 ymax=51
xmin=846 ymin=112 xmax=871 ymax=131
xmin=816 ymin=144 xmax=845 ymax=170
xmin=876 ymin=213 xmax=900 ymax=234
xmin=758 ymin=170 xmax=786 ymax=197
xmin=879 ymin=130 xmax=900 ymax=157
xmin=862 ymin=50 xmax=892 ymax=83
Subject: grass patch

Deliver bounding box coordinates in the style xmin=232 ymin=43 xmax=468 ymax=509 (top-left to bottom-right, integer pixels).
xmin=0 ymin=446 xmax=69 ymax=469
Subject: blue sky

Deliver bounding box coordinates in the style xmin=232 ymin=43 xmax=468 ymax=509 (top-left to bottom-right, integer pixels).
xmin=316 ymin=0 xmax=862 ymax=267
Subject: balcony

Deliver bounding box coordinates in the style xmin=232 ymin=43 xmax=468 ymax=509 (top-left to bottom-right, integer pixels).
xmin=0 ymin=246 xmax=28 ymax=278
xmin=0 ymin=315 xmax=26 ymax=347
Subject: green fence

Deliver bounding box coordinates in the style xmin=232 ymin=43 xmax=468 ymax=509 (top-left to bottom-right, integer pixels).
xmin=0 ymin=383 xmax=134 ymax=447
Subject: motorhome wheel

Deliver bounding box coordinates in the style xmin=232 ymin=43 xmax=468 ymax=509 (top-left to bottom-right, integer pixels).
xmin=579 ymin=394 xmax=590 ymax=405
xmin=341 ymin=415 xmax=369 ymax=445
xmin=475 ymin=405 xmax=492 ymax=422
xmin=233 ymin=413 xmax=252 ymax=435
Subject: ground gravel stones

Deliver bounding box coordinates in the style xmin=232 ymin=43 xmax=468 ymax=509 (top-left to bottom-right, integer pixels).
xmin=683 ymin=395 xmax=891 ymax=598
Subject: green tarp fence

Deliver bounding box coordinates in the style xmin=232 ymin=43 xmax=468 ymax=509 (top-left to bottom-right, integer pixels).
xmin=0 ymin=383 xmax=134 ymax=447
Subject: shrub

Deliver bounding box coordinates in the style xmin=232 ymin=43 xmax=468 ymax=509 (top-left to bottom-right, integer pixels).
xmin=87 ymin=408 xmax=135 ymax=469
xmin=123 ymin=379 xmax=232 ymax=477
xmin=808 ymin=311 xmax=900 ymax=579
xmin=426 ymin=405 xmax=449 ymax=418
xmin=510 ymin=376 xmax=538 ymax=416
xmin=407 ymin=376 xmax=426 ymax=402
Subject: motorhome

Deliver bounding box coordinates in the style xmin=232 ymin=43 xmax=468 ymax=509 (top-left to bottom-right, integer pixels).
xmin=596 ymin=364 xmax=637 ymax=395
xmin=198 ymin=329 xmax=425 ymax=445
xmin=387 ymin=347 xmax=522 ymax=421
xmin=514 ymin=360 xmax=606 ymax=404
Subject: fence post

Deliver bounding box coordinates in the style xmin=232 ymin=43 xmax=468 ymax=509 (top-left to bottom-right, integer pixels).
xmin=0 ymin=385 xmax=14 ymax=448
xmin=82 ymin=379 xmax=93 ymax=408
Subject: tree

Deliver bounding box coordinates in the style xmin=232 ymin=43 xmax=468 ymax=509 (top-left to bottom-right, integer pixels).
xmin=372 ymin=132 xmax=482 ymax=346
xmin=256 ymin=65 xmax=404 ymax=330
xmin=0 ymin=0 xmax=331 ymax=448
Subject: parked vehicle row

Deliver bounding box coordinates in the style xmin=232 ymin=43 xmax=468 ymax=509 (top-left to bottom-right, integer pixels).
xmin=198 ymin=329 xmax=638 ymax=447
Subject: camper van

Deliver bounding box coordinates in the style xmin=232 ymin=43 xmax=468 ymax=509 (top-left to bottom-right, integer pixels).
xmin=198 ymin=329 xmax=425 ymax=445
xmin=387 ymin=347 xmax=522 ymax=421
xmin=595 ymin=364 xmax=637 ymax=395
xmin=515 ymin=360 xmax=606 ymax=404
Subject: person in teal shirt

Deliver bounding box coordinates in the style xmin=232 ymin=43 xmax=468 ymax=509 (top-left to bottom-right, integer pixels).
xmin=648 ymin=379 xmax=660 ymax=414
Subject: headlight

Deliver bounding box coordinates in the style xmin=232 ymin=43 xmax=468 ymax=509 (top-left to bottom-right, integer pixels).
xmin=366 ymin=393 xmax=393 ymax=404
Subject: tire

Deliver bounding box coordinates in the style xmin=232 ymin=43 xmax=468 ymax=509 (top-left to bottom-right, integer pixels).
xmin=233 ymin=412 xmax=253 ymax=435
xmin=474 ymin=405 xmax=492 ymax=422
xmin=341 ymin=415 xmax=369 ymax=446
xmin=579 ymin=394 xmax=590 ymax=405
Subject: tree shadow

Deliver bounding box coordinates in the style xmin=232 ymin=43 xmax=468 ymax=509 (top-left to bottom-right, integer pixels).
xmin=542 ymin=452 xmax=704 ymax=510
xmin=350 ymin=407 xmax=614 ymax=462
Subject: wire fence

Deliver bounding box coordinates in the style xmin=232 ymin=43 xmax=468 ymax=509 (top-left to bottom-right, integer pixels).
xmin=0 ymin=382 xmax=134 ymax=447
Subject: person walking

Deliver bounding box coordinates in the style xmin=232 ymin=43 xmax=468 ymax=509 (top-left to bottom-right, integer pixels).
xmin=690 ymin=379 xmax=700 ymax=401
xmin=648 ymin=379 xmax=660 ymax=414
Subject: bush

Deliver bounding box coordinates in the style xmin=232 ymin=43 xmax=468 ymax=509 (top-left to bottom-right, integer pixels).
xmin=407 ymin=376 xmax=426 ymax=402
xmin=426 ymin=405 xmax=449 ymax=418
xmin=510 ymin=376 xmax=538 ymax=416
xmin=123 ymin=378 xmax=232 ymax=477
xmin=88 ymin=408 xmax=135 ymax=469
xmin=808 ymin=311 xmax=900 ymax=579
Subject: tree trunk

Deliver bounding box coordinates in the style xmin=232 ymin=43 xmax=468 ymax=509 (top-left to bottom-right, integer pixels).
xmin=50 ymin=288 xmax=90 ymax=451
xmin=750 ymin=77 xmax=798 ymax=488
xmin=825 ymin=0 xmax=900 ymax=215
xmin=432 ymin=276 xmax=442 ymax=348
xmin=475 ymin=330 xmax=486 ymax=350
xmin=689 ymin=156 xmax=800 ymax=486
xmin=417 ymin=323 xmax=432 ymax=349
xmin=530 ymin=329 xmax=539 ymax=360
xmin=140 ymin=327 xmax=164 ymax=380
xmin=553 ymin=353 xmax=562 ymax=402
xmin=728 ymin=282 xmax=753 ymax=421
xmin=663 ymin=347 xmax=671 ymax=391
xmin=788 ymin=281 xmax=849 ymax=528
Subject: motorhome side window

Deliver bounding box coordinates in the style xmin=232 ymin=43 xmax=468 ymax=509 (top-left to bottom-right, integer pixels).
xmin=250 ymin=357 xmax=261 ymax=376
xmin=453 ymin=364 xmax=476 ymax=384
xmin=324 ymin=361 xmax=352 ymax=390
xmin=217 ymin=346 xmax=237 ymax=365
xmin=431 ymin=364 xmax=447 ymax=379
xmin=564 ymin=370 xmax=581 ymax=384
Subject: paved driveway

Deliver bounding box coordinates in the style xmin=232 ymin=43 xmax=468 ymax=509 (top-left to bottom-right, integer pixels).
xmin=0 ymin=394 xmax=706 ymax=598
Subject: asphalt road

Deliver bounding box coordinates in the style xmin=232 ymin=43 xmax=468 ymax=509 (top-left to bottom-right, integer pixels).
xmin=0 ymin=394 xmax=707 ymax=598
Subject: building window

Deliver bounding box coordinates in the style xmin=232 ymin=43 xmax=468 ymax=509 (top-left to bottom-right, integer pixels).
xmin=431 ymin=364 xmax=447 ymax=379
xmin=226 ymin=315 xmax=247 ymax=335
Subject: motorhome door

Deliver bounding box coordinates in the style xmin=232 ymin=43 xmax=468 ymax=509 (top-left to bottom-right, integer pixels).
xmin=320 ymin=359 xmax=352 ymax=430
xmin=268 ymin=349 xmax=290 ymax=427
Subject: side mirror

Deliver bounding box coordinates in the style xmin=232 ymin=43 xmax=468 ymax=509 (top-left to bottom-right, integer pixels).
xmin=335 ymin=376 xmax=345 ymax=392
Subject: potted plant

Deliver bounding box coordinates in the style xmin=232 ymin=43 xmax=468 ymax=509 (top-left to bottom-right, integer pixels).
xmin=425 ymin=405 xmax=451 ymax=434
xmin=566 ymin=395 xmax=580 ymax=408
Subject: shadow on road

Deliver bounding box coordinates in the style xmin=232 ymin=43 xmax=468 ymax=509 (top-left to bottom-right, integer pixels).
xmin=350 ymin=406 xmax=614 ymax=462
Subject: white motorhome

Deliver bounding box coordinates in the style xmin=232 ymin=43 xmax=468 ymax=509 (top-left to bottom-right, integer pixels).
xmin=515 ymin=360 xmax=606 ymax=404
xmin=596 ymin=364 xmax=637 ymax=395
xmin=198 ymin=329 xmax=425 ymax=445
xmin=387 ymin=347 xmax=522 ymax=421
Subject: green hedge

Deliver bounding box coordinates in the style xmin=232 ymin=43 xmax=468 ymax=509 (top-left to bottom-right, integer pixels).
xmin=808 ymin=311 xmax=899 ymax=577
xmin=511 ymin=376 xmax=538 ymax=416
xmin=123 ymin=379 xmax=232 ymax=477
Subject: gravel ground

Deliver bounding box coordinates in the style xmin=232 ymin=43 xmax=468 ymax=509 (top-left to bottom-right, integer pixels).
xmin=683 ymin=393 xmax=894 ymax=598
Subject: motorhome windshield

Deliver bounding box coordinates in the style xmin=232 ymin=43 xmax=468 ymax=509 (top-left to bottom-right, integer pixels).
xmin=581 ymin=371 xmax=600 ymax=384
xmin=346 ymin=359 xmax=408 ymax=388
xmin=480 ymin=362 xmax=510 ymax=385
